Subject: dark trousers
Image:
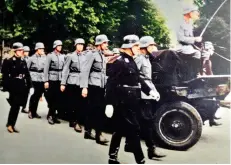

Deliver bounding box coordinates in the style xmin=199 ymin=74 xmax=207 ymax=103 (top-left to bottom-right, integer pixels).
xmin=66 ymin=85 xmax=86 ymax=124
xmin=46 ymin=81 xmax=62 ymax=118
xmin=125 ymin=100 xmax=156 ymax=150
xmin=29 ymin=82 xmax=44 ymax=116
xmin=138 ymin=100 xmax=155 ymax=149
xmin=109 ymin=97 xmax=144 ymax=163
xmin=85 ymin=85 xmax=106 ymax=134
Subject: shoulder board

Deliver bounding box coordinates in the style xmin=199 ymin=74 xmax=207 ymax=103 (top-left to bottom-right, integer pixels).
xmin=116 ymin=56 xmax=122 ymax=60
xmin=6 ymin=54 xmax=14 ymax=60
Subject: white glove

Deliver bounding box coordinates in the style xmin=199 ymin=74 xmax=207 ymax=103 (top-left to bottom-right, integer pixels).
xmin=29 ymin=88 xmax=34 ymax=95
xmin=149 ymin=90 xmax=160 ymax=101
xmin=105 ymin=105 xmax=114 ymax=118
xmin=195 ymin=36 xmax=202 ymax=42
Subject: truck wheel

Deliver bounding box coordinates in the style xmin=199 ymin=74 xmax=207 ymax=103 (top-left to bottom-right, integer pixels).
xmin=154 ymin=101 xmax=203 ymax=150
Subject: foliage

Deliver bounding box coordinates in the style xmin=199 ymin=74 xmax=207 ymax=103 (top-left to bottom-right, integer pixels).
xmin=0 ymin=0 xmax=170 ymax=51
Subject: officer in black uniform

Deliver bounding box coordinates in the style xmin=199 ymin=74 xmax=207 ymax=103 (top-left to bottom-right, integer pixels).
xmin=21 ymin=46 xmax=31 ymax=114
xmin=2 ymin=42 xmax=32 ymax=133
xmin=27 ymin=42 xmax=46 ymax=119
xmin=106 ymin=35 xmax=159 ymax=164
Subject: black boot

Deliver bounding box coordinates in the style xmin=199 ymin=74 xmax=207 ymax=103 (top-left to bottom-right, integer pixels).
xmin=21 ymin=108 xmax=28 ymax=114
xmin=209 ymin=120 xmax=222 ymax=127
xmin=109 ymin=147 xmax=120 ymax=164
xmin=148 ymin=147 xmax=166 ymax=159
xmin=53 ymin=117 xmax=61 ymax=124
xmin=96 ymin=132 xmax=109 ymax=145
xmin=124 ymin=143 xmax=133 ymax=153
xmin=48 ymin=116 xmax=55 ymax=125
xmin=69 ymin=122 xmax=75 ymax=128
xmin=84 ymin=131 xmax=96 ymax=140
xmin=214 ymin=116 xmax=221 ymax=120
xmin=34 ymin=113 xmax=41 ymax=119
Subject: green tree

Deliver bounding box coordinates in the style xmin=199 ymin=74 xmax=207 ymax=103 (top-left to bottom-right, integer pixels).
xmin=1 ymin=0 xmax=170 ymax=50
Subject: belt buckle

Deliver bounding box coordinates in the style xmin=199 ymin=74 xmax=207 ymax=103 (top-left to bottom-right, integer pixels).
xmin=18 ymin=74 xmax=24 ymax=79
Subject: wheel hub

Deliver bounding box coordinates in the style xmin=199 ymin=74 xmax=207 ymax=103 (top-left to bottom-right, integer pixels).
xmin=160 ymin=109 xmax=193 ymax=142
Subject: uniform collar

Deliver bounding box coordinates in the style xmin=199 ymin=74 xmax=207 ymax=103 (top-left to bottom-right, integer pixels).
xmin=53 ymin=51 xmax=61 ymax=55
xmin=35 ymin=53 xmax=40 ymax=57
xmin=121 ymin=52 xmax=134 ymax=60
xmin=74 ymin=51 xmax=82 ymax=56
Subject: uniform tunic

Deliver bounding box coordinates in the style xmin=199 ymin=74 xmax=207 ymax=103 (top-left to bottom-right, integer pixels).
xmin=176 ymin=19 xmax=201 ymax=59
xmin=83 ymin=50 xmax=107 ymax=88
xmin=43 ymin=51 xmax=65 ymax=118
xmin=27 ymin=54 xmax=46 ymax=82
xmin=134 ymin=54 xmax=157 ymax=99
xmin=61 ymin=51 xmax=88 ymax=87
xmin=44 ymin=51 xmax=65 ymax=82
xmin=61 ymin=51 xmax=88 ymax=124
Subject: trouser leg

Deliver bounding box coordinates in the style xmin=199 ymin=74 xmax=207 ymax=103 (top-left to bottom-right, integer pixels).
xmin=139 ymin=100 xmax=155 ymax=149
xmin=6 ymin=93 xmax=21 ymax=127
xmin=29 ymin=82 xmax=44 ymax=116
xmin=47 ymin=81 xmax=60 ymax=118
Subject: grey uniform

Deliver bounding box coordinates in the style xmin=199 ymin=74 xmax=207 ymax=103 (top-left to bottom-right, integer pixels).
xmin=23 ymin=56 xmax=29 ymax=63
xmin=44 ymin=51 xmax=65 ymax=82
xmin=27 ymin=54 xmax=46 ymax=82
xmin=61 ymin=51 xmax=88 ymax=88
xmin=176 ymin=20 xmax=201 ymax=59
xmin=134 ymin=54 xmax=157 ymax=99
xmin=84 ymin=50 xmax=107 ymax=88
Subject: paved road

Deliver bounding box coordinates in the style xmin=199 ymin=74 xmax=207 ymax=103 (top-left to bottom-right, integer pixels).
xmin=0 ymin=91 xmax=230 ymax=164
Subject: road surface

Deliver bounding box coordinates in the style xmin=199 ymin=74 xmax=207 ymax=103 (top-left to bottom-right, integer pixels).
xmin=0 ymin=91 xmax=230 ymax=164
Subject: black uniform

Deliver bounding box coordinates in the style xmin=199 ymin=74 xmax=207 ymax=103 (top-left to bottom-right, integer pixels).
xmin=106 ymin=52 xmax=151 ymax=164
xmin=2 ymin=56 xmax=32 ymax=128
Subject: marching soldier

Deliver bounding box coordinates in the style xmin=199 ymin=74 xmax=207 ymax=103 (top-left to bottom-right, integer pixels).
xmin=106 ymin=35 xmax=159 ymax=164
xmin=44 ymin=40 xmax=65 ymax=125
xmin=61 ymin=38 xmax=87 ymax=132
xmin=2 ymin=42 xmax=32 ymax=133
xmin=20 ymin=46 xmax=31 ymax=113
xmin=23 ymin=46 xmax=30 ymax=62
xmin=27 ymin=42 xmax=46 ymax=119
xmin=83 ymin=34 xmax=111 ymax=144
xmin=131 ymin=36 xmax=166 ymax=159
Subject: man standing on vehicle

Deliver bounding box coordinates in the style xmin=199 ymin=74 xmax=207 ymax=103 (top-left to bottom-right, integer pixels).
xmin=176 ymin=4 xmax=202 ymax=80
xmin=176 ymin=4 xmax=202 ymax=59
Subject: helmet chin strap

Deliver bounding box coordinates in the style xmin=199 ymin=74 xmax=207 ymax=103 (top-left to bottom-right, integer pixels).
xmin=130 ymin=47 xmax=136 ymax=56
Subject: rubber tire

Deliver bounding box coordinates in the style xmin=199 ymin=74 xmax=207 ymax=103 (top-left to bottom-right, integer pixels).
xmin=154 ymin=101 xmax=203 ymax=150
